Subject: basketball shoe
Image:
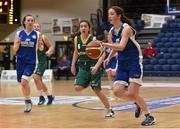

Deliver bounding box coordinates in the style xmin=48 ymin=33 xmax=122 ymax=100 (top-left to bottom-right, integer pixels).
xmin=141 ymin=114 xmax=156 ymax=126
xmin=24 ymin=99 xmax=32 ymax=113
xmin=105 ymin=108 xmax=115 ymax=118
xmin=134 ymin=102 xmax=142 ymax=118
xmin=47 ymin=95 xmax=55 ymax=105
xmin=38 ymin=96 xmax=46 ymax=105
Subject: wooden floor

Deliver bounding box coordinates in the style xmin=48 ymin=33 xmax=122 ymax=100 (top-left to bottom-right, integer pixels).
xmin=0 ymin=79 xmax=180 ymax=128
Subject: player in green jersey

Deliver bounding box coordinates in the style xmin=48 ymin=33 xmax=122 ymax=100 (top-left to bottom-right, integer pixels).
xmin=33 ymin=23 xmax=55 ymax=105
xmin=71 ymin=20 xmax=114 ymax=118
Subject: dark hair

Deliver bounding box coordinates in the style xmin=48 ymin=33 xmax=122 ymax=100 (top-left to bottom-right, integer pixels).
xmin=110 ymin=6 xmax=134 ymax=28
xmin=22 ymin=14 xmax=35 ymax=28
xmin=79 ymin=20 xmax=91 ymax=28
xmin=79 ymin=20 xmax=91 ymax=34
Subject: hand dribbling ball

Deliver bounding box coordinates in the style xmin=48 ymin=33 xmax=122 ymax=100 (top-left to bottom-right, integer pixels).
xmin=85 ymin=40 xmax=104 ymax=60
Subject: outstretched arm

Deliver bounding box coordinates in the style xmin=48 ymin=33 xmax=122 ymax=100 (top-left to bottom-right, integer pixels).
xmin=103 ymin=25 xmax=133 ymax=51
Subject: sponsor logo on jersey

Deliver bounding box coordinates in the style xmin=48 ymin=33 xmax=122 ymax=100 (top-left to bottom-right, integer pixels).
xmin=115 ymin=38 xmax=120 ymax=42
xmin=21 ymin=41 xmax=34 ymax=47
xmin=32 ymin=35 xmax=36 ymax=39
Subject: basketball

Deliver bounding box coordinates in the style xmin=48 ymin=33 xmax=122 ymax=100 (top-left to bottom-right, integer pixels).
xmin=85 ymin=40 xmax=104 ymax=60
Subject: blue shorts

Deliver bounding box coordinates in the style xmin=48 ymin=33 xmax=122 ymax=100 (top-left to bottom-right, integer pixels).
xmin=105 ymin=56 xmax=117 ymax=71
xmin=114 ymin=61 xmax=143 ymax=86
xmin=16 ymin=58 xmax=36 ymax=82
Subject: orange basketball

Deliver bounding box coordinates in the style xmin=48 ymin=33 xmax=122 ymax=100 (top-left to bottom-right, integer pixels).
xmin=85 ymin=40 xmax=104 ymax=60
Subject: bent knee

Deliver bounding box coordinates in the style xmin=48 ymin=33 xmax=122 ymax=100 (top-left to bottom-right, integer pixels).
xmin=127 ymin=92 xmax=138 ymax=100
xmin=74 ymin=86 xmax=84 ymax=92
xmin=113 ymin=89 xmax=124 ymax=97
xmin=92 ymin=88 xmax=101 ymax=92
xmin=33 ymin=74 xmax=41 ymax=81
xmin=21 ymin=79 xmax=28 ymax=87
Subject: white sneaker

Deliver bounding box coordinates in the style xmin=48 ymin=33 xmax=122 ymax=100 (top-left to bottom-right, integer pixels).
xmin=24 ymin=100 xmax=32 ymax=113
xmin=105 ymin=108 xmax=115 ymax=118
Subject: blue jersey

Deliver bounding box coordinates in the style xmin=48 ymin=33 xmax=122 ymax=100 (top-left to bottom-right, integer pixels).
xmin=16 ymin=30 xmax=39 ymax=64
xmin=111 ymin=23 xmax=143 ymax=85
xmin=110 ymin=23 xmax=143 ymax=63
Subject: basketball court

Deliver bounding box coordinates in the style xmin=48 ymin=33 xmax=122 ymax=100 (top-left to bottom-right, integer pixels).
xmin=0 ymin=79 xmax=180 ymax=128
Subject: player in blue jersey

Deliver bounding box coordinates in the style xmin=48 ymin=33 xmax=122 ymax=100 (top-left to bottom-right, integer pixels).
xmin=103 ymin=6 xmax=156 ymax=126
xmin=33 ymin=23 xmax=54 ymax=105
xmin=13 ymin=14 xmax=42 ymax=113
xmin=104 ymin=33 xmax=117 ymax=90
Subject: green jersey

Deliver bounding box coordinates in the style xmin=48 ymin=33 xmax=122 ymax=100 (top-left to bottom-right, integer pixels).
xmin=35 ymin=35 xmax=48 ymax=76
xmin=74 ymin=35 xmax=102 ymax=89
xmin=38 ymin=35 xmax=48 ymax=64
xmin=76 ymin=35 xmax=97 ymax=66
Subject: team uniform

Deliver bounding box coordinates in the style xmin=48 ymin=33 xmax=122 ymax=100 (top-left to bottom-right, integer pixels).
xmin=105 ymin=47 xmax=117 ymax=72
xmin=34 ymin=34 xmax=54 ymax=105
xmin=34 ymin=35 xmax=48 ymax=76
xmin=111 ymin=23 xmax=143 ymax=86
xmin=16 ymin=30 xmax=39 ymax=82
xmin=74 ymin=35 xmax=102 ymax=89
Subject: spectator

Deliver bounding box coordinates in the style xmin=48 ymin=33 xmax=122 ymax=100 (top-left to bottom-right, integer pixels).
xmin=143 ymin=42 xmax=157 ymax=58
xmin=96 ymin=8 xmax=112 ymax=41
xmin=96 ymin=21 xmax=112 ymax=41
xmin=53 ymin=55 xmax=71 ymax=80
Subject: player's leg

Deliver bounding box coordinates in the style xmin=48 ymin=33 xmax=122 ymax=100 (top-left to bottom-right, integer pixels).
xmin=33 ymin=74 xmax=46 ymax=105
xmin=74 ymin=69 xmax=89 ymax=91
xmin=129 ymin=82 xmax=155 ymax=125
xmin=128 ymin=65 xmax=155 ymax=126
xmin=21 ymin=78 xmax=32 ymax=112
xmin=93 ymin=88 xmax=114 ymax=118
xmin=106 ymin=70 xmax=113 ymax=89
xmin=112 ymin=68 xmax=129 ymax=99
xmin=42 ymin=82 xmax=55 ymax=105
xmin=21 ymin=64 xmax=35 ymax=112
xmin=91 ymin=70 xmax=114 ymax=118
xmin=34 ymin=63 xmax=55 ymax=105
xmin=16 ymin=60 xmax=32 ymax=112
xmin=105 ymin=57 xmax=117 ymax=89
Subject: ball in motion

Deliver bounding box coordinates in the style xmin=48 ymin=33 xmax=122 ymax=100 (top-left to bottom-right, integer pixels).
xmin=85 ymin=40 xmax=104 ymax=60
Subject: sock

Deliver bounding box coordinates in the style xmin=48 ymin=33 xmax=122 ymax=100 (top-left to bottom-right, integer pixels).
xmin=145 ymin=113 xmax=151 ymax=117
xmin=105 ymin=107 xmax=112 ymax=110
xmin=144 ymin=109 xmax=150 ymax=115
xmin=38 ymin=89 xmax=44 ymax=96
xmin=44 ymin=91 xmax=50 ymax=96
xmin=24 ymin=96 xmax=30 ymax=100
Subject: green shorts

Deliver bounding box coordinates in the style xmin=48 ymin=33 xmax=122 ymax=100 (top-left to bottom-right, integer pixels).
xmin=34 ymin=62 xmax=47 ymax=76
xmin=74 ymin=67 xmax=101 ymax=89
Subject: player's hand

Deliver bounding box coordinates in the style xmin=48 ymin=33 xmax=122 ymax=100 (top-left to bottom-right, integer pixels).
xmin=71 ymin=65 xmax=76 ymax=75
xmin=90 ymin=66 xmax=97 ymax=74
xmin=45 ymin=50 xmax=52 ymax=57
xmin=104 ymin=57 xmax=110 ymax=68
xmin=102 ymin=42 xmax=107 ymax=47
